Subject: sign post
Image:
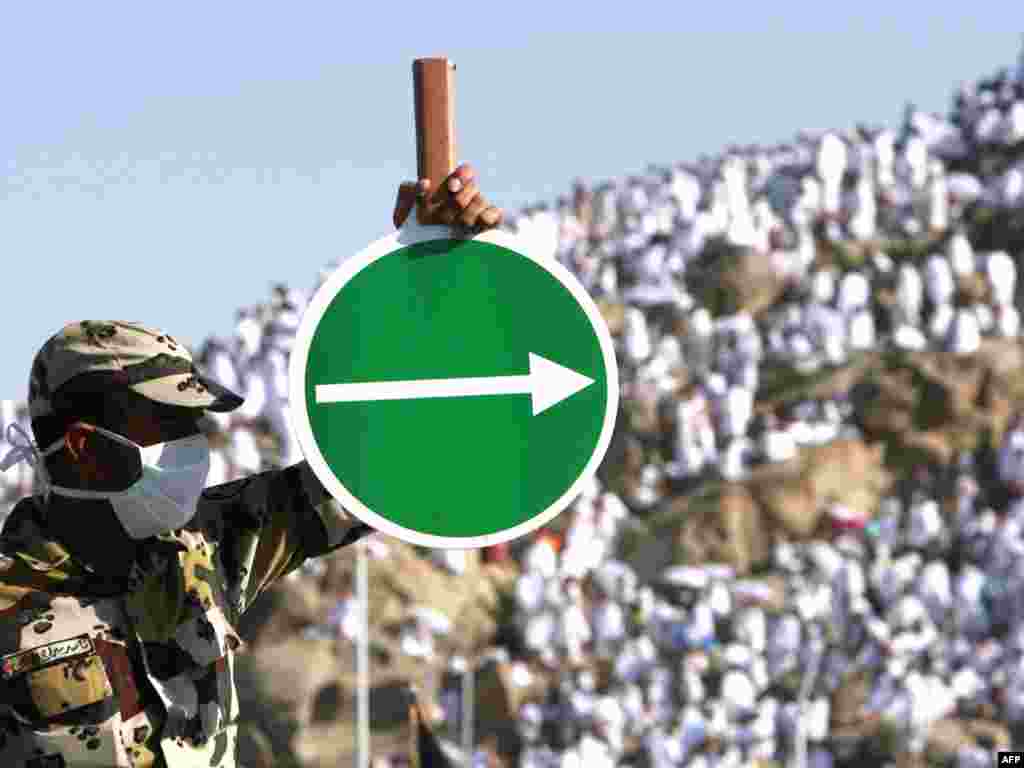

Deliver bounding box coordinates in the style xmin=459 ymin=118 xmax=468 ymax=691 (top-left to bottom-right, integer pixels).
xmin=356 ymin=540 xmax=369 ymax=768
xmin=462 ymin=658 xmax=474 ymax=763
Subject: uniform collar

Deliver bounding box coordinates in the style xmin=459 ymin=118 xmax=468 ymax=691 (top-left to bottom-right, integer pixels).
xmin=0 ymin=495 xmax=73 ymax=572
xmin=0 ymin=495 xmax=188 ymax=592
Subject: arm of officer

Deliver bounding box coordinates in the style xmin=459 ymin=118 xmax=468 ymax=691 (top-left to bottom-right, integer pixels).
xmin=200 ymin=460 xmax=371 ymax=615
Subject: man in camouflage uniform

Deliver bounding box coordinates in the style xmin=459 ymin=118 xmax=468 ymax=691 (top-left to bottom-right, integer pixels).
xmin=0 ymin=166 xmax=502 ymax=767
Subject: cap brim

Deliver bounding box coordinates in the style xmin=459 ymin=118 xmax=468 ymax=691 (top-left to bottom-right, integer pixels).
xmin=131 ymin=372 xmax=244 ymax=412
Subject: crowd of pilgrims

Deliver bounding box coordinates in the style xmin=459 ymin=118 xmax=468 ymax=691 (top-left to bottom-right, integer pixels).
xmin=2 ymin=43 xmax=1024 ymax=768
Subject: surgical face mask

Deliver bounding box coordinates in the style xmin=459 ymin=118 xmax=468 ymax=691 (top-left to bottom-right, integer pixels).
xmin=37 ymin=425 xmax=211 ymax=540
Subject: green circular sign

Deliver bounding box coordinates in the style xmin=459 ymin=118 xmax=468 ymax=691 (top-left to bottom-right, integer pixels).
xmin=290 ymin=222 xmax=619 ymax=548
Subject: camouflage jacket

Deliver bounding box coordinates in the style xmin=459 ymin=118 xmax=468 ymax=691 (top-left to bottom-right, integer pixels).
xmin=0 ymin=462 xmax=371 ymax=767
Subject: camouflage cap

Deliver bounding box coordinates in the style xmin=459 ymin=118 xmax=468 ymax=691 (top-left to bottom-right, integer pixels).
xmin=28 ymin=321 xmax=244 ymax=428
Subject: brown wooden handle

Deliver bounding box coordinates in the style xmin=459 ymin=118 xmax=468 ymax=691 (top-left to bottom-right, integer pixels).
xmin=413 ymin=58 xmax=457 ymax=225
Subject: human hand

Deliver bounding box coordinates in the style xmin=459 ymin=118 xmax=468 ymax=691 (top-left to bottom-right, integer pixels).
xmin=393 ymin=163 xmax=504 ymax=232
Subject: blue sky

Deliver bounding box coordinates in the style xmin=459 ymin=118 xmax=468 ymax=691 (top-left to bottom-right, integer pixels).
xmin=2 ymin=3 xmax=1020 ymax=400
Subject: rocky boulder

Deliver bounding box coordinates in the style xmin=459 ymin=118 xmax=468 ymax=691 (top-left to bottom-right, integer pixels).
xmin=686 ymin=239 xmax=786 ymax=317
xmin=625 ymin=438 xmax=889 ymax=577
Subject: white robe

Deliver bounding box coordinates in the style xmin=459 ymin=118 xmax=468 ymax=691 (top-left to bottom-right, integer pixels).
xmin=767 ymin=614 xmax=802 ymax=677
xmin=235 ymin=358 xmax=268 ymax=421
xmin=817 ymin=134 xmax=848 ymax=214
xmin=973 ymin=302 xmax=995 ymax=335
xmin=848 ymin=308 xmax=876 ymax=351
xmin=329 ymin=596 xmax=362 ymax=641
xmin=234 ymin=316 xmax=263 ymax=359
xmin=529 ymin=209 xmax=561 ymax=262
xmin=986 ymin=249 xmax=1017 ymax=306
xmin=925 ymin=254 xmax=956 ymax=307
xmin=927 ymin=168 xmax=949 ymax=231
xmin=929 ymin=302 xmax=955 ymax=342
xmin=906 ymin=672 xmax=956 ymax=752
xmin=958 ymin=746 xmax=993 ymax=768
xmin=903 ymin=134 xmax=929 ymax=190
xmin=999 ymin=164 xmax=1024 ymax=208
xmin=687 ymin=601 xmax=716 ymax=650
xmin=575 ymin=734 xmax=616 ymax=768
xmin=874 ymin=554 xmax=922 ymax=610
xmin=848 ymin=175 xmax=877 ymax=240
xmin=955 ymin=566 xmax=992 ymax=639
xmin=837 ymin=271 xmax=870 ymax=315
xmin=525 ymin=539 xmax=559 ymax=580
xmin=524 ymin=612 xmax=558 ymax=652
xmin=975 ymin=107 xmax=1004 ymax=143
xmin=592 ymin=600 xmax=626 ymax=655
xmin=1001 ymin=101 xmax=1024 ymax=146
xmin=720 ymin=386 xmax=754 ymax=440
xmin=230 ymin=427 xmax=263 ymax=474
xmin=720 ymin=670 xmax=757 ymax=721
xmin=947 ymin=231 xmax=976 ymax=278
xmin=644 ymin=729 xmax=678 ymax=768
xmin=789 ymin=331 xmax=819 ymax=373
xmin=206 ymin=346 xmax=241 ymax=397
xmin=999 ymin=427 xmax=1024 ymax=489
xmin=516 ymin=572 xmax=547 ymax=614
xmin=808 ymin=747 xmax=835 ymax=768
xmin=205 ymin=447 xmax=230 ymax=488
xmin=810 ymin=269 xmax=837 ymax=305
xmin=623 ymin=307 xmax=653 ymax=364
xmin=675 ymin=395 xmax=716 ymax=477
xmin=948 ymin=308 xmax=981 ymax=355
xmin=675 ymin=707 xmax=708 ymax=765
xmin=762 ymin=427 xmax=797 ymax=462
xmin=1004 ymin=656 xmax=1024 ymax=724
xmin=672 ymin=171 xmax=702 ymax=221
xmin=732 ymin=606 xmax=767 ymax=654
xmin=804 ymin=696 xmax=831 ymax=742
xmin=874 ymin=130 xmax=897 ymax=189
xmin=807 ymin=302 xmax=847 ymax=366
xmin=906 ymin=498 xmax=943 ymax=550
xmin=917 ymin=560 xmax=952 ymax=627
xmin=996 ymin=304 xmax=1021 ymax=339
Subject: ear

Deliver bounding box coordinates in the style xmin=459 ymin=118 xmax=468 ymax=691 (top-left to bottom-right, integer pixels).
xmin=63 ymin=422 xmax=98 ymax=463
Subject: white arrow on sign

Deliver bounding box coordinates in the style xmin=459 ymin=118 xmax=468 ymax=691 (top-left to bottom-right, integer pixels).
xmin=315 ymin=353 xmax=594 ymax=416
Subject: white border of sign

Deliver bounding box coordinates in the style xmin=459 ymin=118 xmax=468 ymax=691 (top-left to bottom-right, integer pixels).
xmin=289 ymin=220 xmax=619 ymax=549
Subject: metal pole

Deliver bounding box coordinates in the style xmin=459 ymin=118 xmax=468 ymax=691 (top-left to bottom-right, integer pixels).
xmin=357 ymin=541 xmax=370 ymax=768
xmin=462 ymin=657 xmax=474 ymax=765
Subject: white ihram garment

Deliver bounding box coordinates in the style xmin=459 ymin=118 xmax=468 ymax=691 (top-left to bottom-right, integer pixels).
xmin=947 ymin=309 xmax=981 ymax=356
xmin=929 ymin=303 xmax=955 ymax=342
xmin=986 ymin=250 xmax=1017 ymax=306
xmin=925 ymin=254 xmax=955 ymax=306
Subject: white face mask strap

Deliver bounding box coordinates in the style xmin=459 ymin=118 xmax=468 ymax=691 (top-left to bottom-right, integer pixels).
xmin=0 ymin=422 xmax=147 ymax=501
xmin=85 ymin=424 xmax=140 ymax=452
xmin=0 ymin=423 xmax=38 ymax=472
xmin=0 ymin=422 xmax=62 ymax=500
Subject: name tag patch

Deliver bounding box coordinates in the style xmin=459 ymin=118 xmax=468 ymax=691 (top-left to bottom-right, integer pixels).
xmin=1 ymin=635 xmax=94 ymax=680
